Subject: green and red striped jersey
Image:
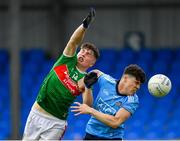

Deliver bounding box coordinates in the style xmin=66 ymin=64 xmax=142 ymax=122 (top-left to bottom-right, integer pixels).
xmin=36 ymin=54 xmax=86 ymax=120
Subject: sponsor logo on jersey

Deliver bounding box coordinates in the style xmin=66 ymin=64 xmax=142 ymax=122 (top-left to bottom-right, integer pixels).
xmin=96 ymin=98 xmax=116 ymax=115
xmin=54 ymin=65 xmax=80 ymax=96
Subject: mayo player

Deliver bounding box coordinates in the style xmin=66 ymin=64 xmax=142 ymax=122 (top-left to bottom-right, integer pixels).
xmin=23 ymin=8 xmax=100 ymax=140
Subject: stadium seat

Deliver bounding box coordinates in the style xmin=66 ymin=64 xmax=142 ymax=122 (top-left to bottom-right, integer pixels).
xmin=137 ymin=48 xmax=154 ymax=62
xmin=152 ymin=61 xmax=168 ymax=74
xmin=100 ymin=48 xmax=118 ymax=63
xmin=124 ymin=131 xmax=140 ymax=139
xmin=0 ymin=49 xmax=9 ymax=65
xmin=156 ymin=48 xmax=174 ymax=63
xmin=28 ymin=48 xmax=45 ymax=64
xmin=143 ymin=130 xmax=162 ymax=139
xmin=0 ymin=49 xmax=10 ymax=139
xmin=118 ymin=48 xmax=135 ymax=62
xmin=163 ymin=129 xmax=179 ymax=139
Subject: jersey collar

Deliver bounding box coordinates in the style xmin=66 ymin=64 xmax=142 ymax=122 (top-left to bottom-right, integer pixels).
xmin=76 ymin=66 xmax=86 ymax=74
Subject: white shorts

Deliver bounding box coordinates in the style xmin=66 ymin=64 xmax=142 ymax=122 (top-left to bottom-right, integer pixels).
xmin=23 ymin=107 xmax=67 ymax=140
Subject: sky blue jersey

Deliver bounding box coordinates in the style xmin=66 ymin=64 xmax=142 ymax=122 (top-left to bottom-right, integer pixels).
xmin=86 ymin=73 xmax=139 ymax=139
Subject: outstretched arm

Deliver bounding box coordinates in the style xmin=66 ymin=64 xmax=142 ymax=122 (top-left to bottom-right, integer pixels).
xmin=63 ymin=25 xmax=86 ymax=56
xmin=71 ymin=102 xmax=131 ymax=129
xmin=63 ymin=8 xmax=96 ymax=56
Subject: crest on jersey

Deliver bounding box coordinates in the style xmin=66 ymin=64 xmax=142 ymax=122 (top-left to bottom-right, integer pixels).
xmin=115 ymin=102 xmax=122 ymax=107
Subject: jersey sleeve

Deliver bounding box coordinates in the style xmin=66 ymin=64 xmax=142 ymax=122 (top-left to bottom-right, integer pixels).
xmin=52 ymin=53 xmax=77 ymax=68
xmin=122 ymin=96 xmax=139 ymax=115
xmin=97 ymin=73 xmax=106 ymax=87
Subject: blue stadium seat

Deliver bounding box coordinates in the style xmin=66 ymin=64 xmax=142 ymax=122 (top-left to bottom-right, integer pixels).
xmin=0 ymin=85 xmax=9 ymax=100
xmin=166 ymin=119 xmax=179 ymax=131
xmin=0 ymin=64 xmax=8 ymax=74
xmin=20 ymin=50 xmax=30 ymax=65
xmin=118 ymin=48 xmax=135 ymax=62
xmin=96 ymin=60 xmax=113 ymax=73
xmin=100 ymin=48 xmax=118 ymax=63
xmin=0 ymin=110 xmax=11 ymax=139
xmin=133 ymin=109 xmax=149 ymax=122
xmin=175 ymin=48 xmax=180 ymax=60
xmin=42 ymin=60 xmax=54 ymax=74
xmin=0 ymin=49 xmax=9 ymax=64
xmin=28 ymin=48 xmax=45 ymax=64
xmin=124 ymin=131 xmax=141 ymax=139
xmin=169 ymin=72 xmax=180 ymax=87
xmin=0 ymin=121 xmax=10 ymax=139
xmin=143 ymin=130 xmax=162 ymax=139
xmin=23 ymin=62 xmax=41 ymax=76
xmin=156 ymin=48 xmax=174 ymax=63
xmin=152 ymin=61 xmax=168 ymax=74
xmin=63 ymin=115 xmax=89 ymax=140
xmin=163 ymin=129 xmax=179 ymax=139
xmin=137 ymin=48 xmax=154 ymax=62
xmin=114 ymin=60 xmax=132 ymax=76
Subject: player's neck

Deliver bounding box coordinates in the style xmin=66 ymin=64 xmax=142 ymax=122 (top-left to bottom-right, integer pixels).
xmin=116 ymin=80 xmax=127 ymax=96
xmin=76 ymin=64 xmax=87 ymax=73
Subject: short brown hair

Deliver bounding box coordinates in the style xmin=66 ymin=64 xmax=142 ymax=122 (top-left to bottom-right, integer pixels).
xmin=81 ymin=42 xmax=100 ymax=59
xmin=123 ymin=64 xmax=146 ymax=83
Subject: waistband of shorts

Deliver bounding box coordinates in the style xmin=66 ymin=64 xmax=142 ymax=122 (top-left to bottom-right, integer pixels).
xmin=31 ymin=106 xmax=67 ymax=123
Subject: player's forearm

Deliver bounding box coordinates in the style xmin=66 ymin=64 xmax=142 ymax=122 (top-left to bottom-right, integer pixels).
xmin=63 ymin=25 xmax=86 ymax=56
xmin=68 ymin=25 xmax=86 ymax=47
xmin=63 ymin=9 xmax=95 ymax=56
xmin=82 ymin=88 xmax=93 ymax=107
xmin=89 ymin=109 xmax=121 ymax=129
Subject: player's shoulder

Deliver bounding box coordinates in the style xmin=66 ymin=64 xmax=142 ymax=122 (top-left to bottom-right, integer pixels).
xmin=100 ymin=73 xmax=116 ymax=84
xmin=91 ymin=69 xmax=103 ymax=77
xmin=91 ymin=69 xmax=116 ymax=83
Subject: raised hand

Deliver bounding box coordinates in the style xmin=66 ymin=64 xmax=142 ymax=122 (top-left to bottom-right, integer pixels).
xmin=84 ymin=72 xmax=98 ymax=88
xmin=82 ymin=8 xmax=96 ymax=28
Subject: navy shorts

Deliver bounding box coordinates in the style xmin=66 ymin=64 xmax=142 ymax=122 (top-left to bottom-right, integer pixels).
xmin=84 ymin=132 xmax=122 ymax=140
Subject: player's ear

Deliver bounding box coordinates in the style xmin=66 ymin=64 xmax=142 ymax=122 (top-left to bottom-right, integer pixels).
xmin=89 ymin=60 xmax=96 ymax=67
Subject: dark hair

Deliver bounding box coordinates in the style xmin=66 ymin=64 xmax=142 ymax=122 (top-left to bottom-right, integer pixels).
xmin=123 ymin=64 xmax=146 ymax=83
xmin=80 ymin=42 xmax=100 ymax=59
